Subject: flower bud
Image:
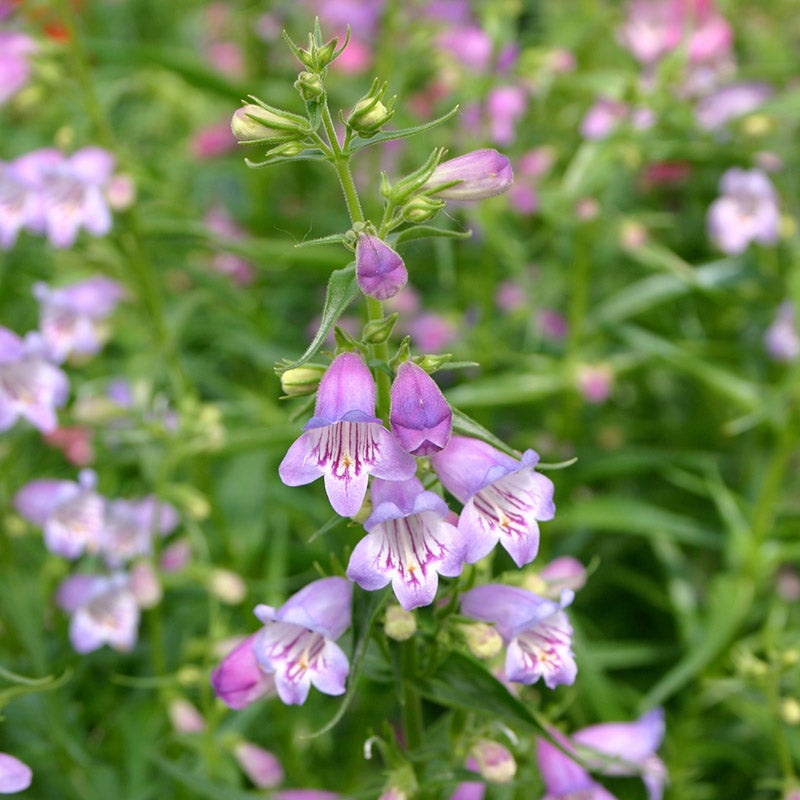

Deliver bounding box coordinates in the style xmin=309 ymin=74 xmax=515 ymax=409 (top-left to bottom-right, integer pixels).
xmin=280 ymin=364 xmax=327 ymax=396
xmin=230 ymin=103 xmax=309 ymax=142
xmin=210 ymin=634 xmax=276 ymax=709
xmin=168 ymin=697 xmax=206 ymax=734
xmin=390 ymin=361 xmax=452 ymax=456
xmin=422 ymin=149 xmax=513 ymax=200
xmin=348 ymin=98 xmax=394 ymax=136
xmin=384 ymin=605 xmax=417 ymax=641
xmin=363 ymin=313 xmax=399 ymax=345
xmin=462 ymin=622 xmax=503 ymax=660
xmin=355 ymin=234 xmax=408 ymax=300
xmin=294 ymin=70 xmax=324 ymax=102
xmin=400 ymin=195 xmax=445 ymax=223
xmin=470 ymin=740 xmax=517 ymax=784
xmin=232 ymin=741 xmax=284 ymax=788
xmin=209 ymin=568 xmax=247 ymax=605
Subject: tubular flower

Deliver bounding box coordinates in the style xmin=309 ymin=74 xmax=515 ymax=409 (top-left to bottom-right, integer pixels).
xmin=252 ymin=577 xmax=353 ymax=705
xmin=431 ymin=436 xmax=555 ymax=567
xmin=0 ymin=752 xmax=32 ymax=794
xmin=101 ymin=495 xmax=179 ymax=568
xmin=0 ymin=327 xmax=69 ymax=434
xmin=422 ymin=149 xmax=513 ymax=201
xmin=389 ymin=361 xmax=452 ymax=456
xmin=355 ymin=234 xmax=408 ymax=300
xmin=460 ymin=584 xmax=577 ymax=689
xmin=279 ymin=353 xmax=416 ymax=518
xmin=536 ymin=709 xmax=667 ymax=800
xmin=347 ymin=477 xmax=464 ymax=610
xmin=211 ymin=633 xmax=277 ymax=710
xmin=14 ymin=469 xmax=105 ymax=560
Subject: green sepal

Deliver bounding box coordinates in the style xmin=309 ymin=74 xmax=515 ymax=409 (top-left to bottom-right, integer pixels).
xmin=274 ymin=263 xmax=358 ymax=374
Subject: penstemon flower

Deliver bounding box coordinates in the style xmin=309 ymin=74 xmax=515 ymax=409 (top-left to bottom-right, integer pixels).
xmin=101 ymin=496 xmax=180 ymax=568
xmin=14 ymin=469 xmax=105 ymax=560
xmin=279 ymin=353 xmax=416 ymax=518
xmin=211 ymin=633 xmax=277 ymax=710
xmin=0 ymin=752 xmax=32 ymax=794
xmin=422 ymin=149 xmax=513 ymax=201
xmin=355 ymin=233 xmax=408 ymax=300
xmin=431 ymin=436 xmax=555 ymax=567
xmin=347 ymin=476 xmax=464 ymax=610
xmin=251 ymin=577 xmax=353 ymax=706
xmin=460 ymin=584 xmax=577 ymax=689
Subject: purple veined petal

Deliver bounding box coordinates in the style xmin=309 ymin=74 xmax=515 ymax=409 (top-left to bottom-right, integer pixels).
xmin=211 ymin=633 xmax=277 ymax=709
xmin=460 ymin=585 xmax=573 ymax=641
xmin=307 ymin=638 xmax=349 ymax=696
xmin=323 ymin=464 xmax=371 ymax=519
xmin=310 ymin=353 xmax=377 ymax=424
xmin=572 ymin=708 xmax=665 ymax=770
xmin=43 ymin=485 xmax=106 ymax=560
xmin=389 ymin=361 xmax=452 ymax=456
xmin=67 ymin=574 xmax=140 ymax=653
xmin=0 ymin=752 xmax=32 ymax=794
xmin=505 ymin=610 xmax=577 ymax=689
xmin=14 ymin=479 xmax=79 ymax=525
xmin=272 ymin=576 xmax=353 ymax=640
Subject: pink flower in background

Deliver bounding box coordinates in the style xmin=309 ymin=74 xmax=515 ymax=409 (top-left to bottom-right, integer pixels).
xmin=707 ymin=168 xmax=780 ymax=255
xmin=581 ymin=98 xmax=629 ymax=140
xmin=486 ymin=86 xmax=527 ymax=146
xmin=0 ymin=31 xmax=36 ymax=106
xmin=764 ymin=301 xmax=800 ymax=363
xmin=43 ymin=425 xmax=94 ymax=466
xmin=437 ymin=25 xmax=493 ymax=72
xmin=695 ymin=82 xmax=773 ymax=130
xmin=33 ymin=276 xmax=127 ymax=363
xmin=0 ymin=327 xmax=69 ymax=434
xmin=190 ymin=119 xmax=237 ymax=159
xmin=576 ymin=363 xmax=614 ymax=404
xmin=205 ymin=206 xmax=256 ymax=285
xmin=617 ymin=1 xmax=683 ymax=64
xmin=0 ymin=158 xmax=43 ymax=249
xmin=538 ymin=309 xmax=569 ymax=341
xmin=102 ymin=496 xmax=180 ymax=568
xmin=406 ymin=312 xmax=459 ymax=352
xmin=233 ymin=742 xmax=284 ymax=788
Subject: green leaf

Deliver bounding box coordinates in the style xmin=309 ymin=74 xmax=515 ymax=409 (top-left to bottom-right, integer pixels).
xmin=446 ymin=372 xmax=565 ymax=408
xmin=419 ymin=651 xmax=543 ymax=732
xmin=275 ymin=263 xmax=358 ymax=374
xmin=293 ymin=232 xmax=349 ymax=248
xmin=348 ymin=105 xmax=460 ymax=151
xmin=151 ymin=756 xmax=264 ymax=800
xmin=450 ymin=407 xmax=518 ymax=457
xmin=391 ymin=226 xmax=473 ymax=245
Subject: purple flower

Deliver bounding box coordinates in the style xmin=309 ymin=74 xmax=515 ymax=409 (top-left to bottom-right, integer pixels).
xmin=279 ymin=353 xmax=416 ymax=518
xmin=436 ymin=25 xmax=493 ymax=72
xmin=536 ymin=709 xmax=667 ymax=800
xmin=355 ymin=234 xmax=408 ymax=300
xmin=486 ymin=86 xmax=527 ymax=147
xmin=0 ymin=158 xmax=42 ymax=249
xmin=33 ymin=276 xmax=126 ymax=363
xmin=461 ymin=584 xmax=576 ymax=689
xmin=0 ymin=752 xmax=32 ymax=794
xmin=423 ymin=149 xmax=513 ymax=201
xmin=390 ymin=361 xmax=452 ymax=456
xmin=14 ymin=469 xmax=105 ymax=559
xmin=617 ymin=1 xmax=683 ymax=64
xmin=347 ymin=477 xmax=464 ymax=610
xmin=13 ymin=146 xmax=117 ymax=248
xmin=211 ymin=633 xmax=277 ymax=710
xmin=707 ymin=168 xmax=780 ymax=255
xmin=765 ymin=301 xmax=800 ymax=363
xmin=0 ymin=327 xmax=69 ymax=433
xmin=695 ymin=82 xmax=773 ymax=131
xmin=0 ymin=31 xmax=36 ymax=106
xmin=431 ymin=436 xmax=555 ymax=567
xmin=101 ymin=496 xmax=180 ymax=567
xmin=56 ymin=572 xmax=140 ymax=653
xmin=252 ymin=576 xmax=353 ymax=705
xmin=233 ymin=742 xmax=284 ymax=788
xmin=580 ymin=98 xmax=629 ymax=140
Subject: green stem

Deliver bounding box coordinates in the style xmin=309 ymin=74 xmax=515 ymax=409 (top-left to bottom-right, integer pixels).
xmin=400 ymin=639 xmax=424 ymax=753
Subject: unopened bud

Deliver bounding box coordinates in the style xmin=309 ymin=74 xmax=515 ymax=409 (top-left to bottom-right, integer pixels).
xmin=209 ymin=568 xmax=247 ymax=605
xmin=462 ymin=622 xmax=503 ymax=660
xmin=423 ymin=149 xmax=513 ymax=201
xmin=294 ymin=70 xmax=324 ymax=102
xmin=348 ymin=97 xmax=394 ymax=137
xmin=384 ymin=605 xmax=416 ymax=641
xmin=470 ymin=740 xmax=516 ymax=784
xmin=781 ymin=698 xmax=800 ymax=726
xmin=390 ymin=361 xmax=452 ymax=456
xmin=363 ymin=313 xmax=399 ymax=345
xmin=232 ymin=741 xmax=284 ymax=788
xmin=400 ymin=195 xmax=444 ymax=223
xmin=231 ymin=103 xmax=309 ymax=142
xmin=168 ymin=697 xmax=206 ymax=734
xmin=280 ymin=364 xmax=327 ymax=396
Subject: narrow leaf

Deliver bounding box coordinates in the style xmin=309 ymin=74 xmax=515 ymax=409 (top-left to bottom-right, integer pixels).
xmin=451 ymin=407 xmax=518 ymax=457
xmin=348 ymin=105 xmax=460 ymax=151
xmin=392 ymin=226 xmax=473 ymax=245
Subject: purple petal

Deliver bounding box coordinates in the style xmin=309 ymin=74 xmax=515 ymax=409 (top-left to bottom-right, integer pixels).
xmin=324 ymin=467 xmax=370 ymax=518
xmin=312 ymin=353 xmax=376 ymax=423
xmin=390 ymin=361 xmax=452 ymax=456
xmin=424 ymin=149 xmax=513 ymax=200
xmin=211 ymin=634 xmax=276 ymax=710
xmin=356 ymin=235 xmax=408 ymax=300
xmin=535 ymin=735 xmax=596 ymax=798
xmin=308 ymin=639 xmax=349 ymax=696
xmin=14 ymin=479 xmax=78 ymax=525
xmin=278 ymin=431 xmax=325 ymax=486
xmin=573 ymin=708 xmax=665 ymax=767
xmin=275 ymin=576 xmax=353 ymax=640
xmin=55 ymin=574 xmax=99 ymax=612
xmin=0 ymin=753 xmax=32 ymax=794
xmin=68 ymin=146 xmax=115 ymax=184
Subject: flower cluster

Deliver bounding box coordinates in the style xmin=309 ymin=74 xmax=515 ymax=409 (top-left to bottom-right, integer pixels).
xmin=0 ymin=146 xmax=133 ymax=250
xmin=14 ymin=469 xmax=180 ymax=653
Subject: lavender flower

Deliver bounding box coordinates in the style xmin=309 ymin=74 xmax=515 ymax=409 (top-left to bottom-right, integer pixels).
xmin=461 ymin=584 xmax=577 ymax=689
xmin=423 ymin=149 xmax=513 ymax=201
xmin=347 ymin=477 xmax=464 ymax=610
xmin=431 ymin=436 xmax=555 ymax=568
xmin=0 ymin=158 xmax=42 ymax=249
xmin=13 ymin=146 xmax=118 ymax=248
xmin=707 ymin=168 xmax=780 ymax=255
xmin=211 ymin=633 xmax=277 ymax=709
xmin=56 ymin=572 xmax=140 ymax=653
xmin=101 ymin=496 xmax=180 ymax=568
xmin=764 ymin=301 xmax=800 ymax=363
xmin=389 ymin=361 xmax=452 ymax=456
xmin=536 ymin=709 xmax=667 ymax=800
xmin=252 ymin=577 xmax=353 ymax=705
xmin=0 ymin=752 xmax=32 ymax=794
xmin=233 ymin=742 xmax=284 ymax=788
xmin=0 ymin=31 xmax=36 ymax=106
xmin=0 ymin=327 xmax=68 ymax=434
xmin=355 ymin=234 xmax=408 ymax=300
xmin=695 ymin=82 xmax=773 ymax=131
xmin=279 ymin=353 xmax=416 ymax=517
xmin=14 ymin=469 xmax=105 ymax=560
xmin=486 ymin=86 xmax=527 ymax=146
xmin=34 ymin=276 xmax=127 ymax=363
